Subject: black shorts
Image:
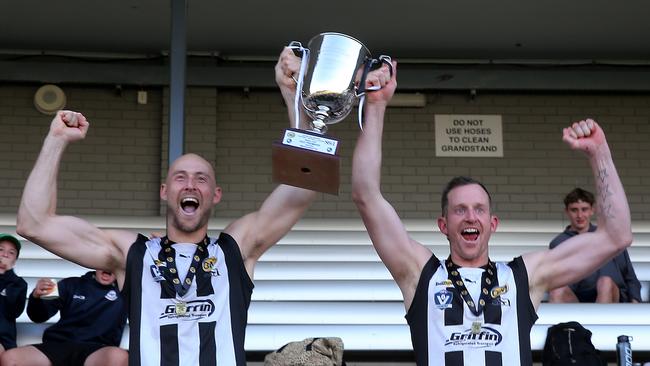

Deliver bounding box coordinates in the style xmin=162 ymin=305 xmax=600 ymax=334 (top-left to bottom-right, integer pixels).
xmin=573 ymin=287 xmax=599 ymax=303
xmin=33 ymin=341 xmax=106 ymax=366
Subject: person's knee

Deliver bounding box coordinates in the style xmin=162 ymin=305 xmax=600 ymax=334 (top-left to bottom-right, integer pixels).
xmin=597 ymin=276 xmax=617 ymax=292
xmin=1 ymin=349 xmax=21 ymax=366
xmin=549 ymin=286 xmax=578 ymax=303
xmin=596 ymin=275 xmax=620 ymax=303
xmin=84 ymin=347 xmax=128 ymax=366
xmin=110 ymin=348 xmax=128 ymax=365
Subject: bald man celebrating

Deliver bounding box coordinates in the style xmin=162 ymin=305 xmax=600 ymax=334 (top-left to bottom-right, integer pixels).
xmin=17 ymin=49 xmax=316 ymax=366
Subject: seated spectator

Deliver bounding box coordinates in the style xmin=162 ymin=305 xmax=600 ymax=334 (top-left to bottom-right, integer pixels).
xmin=549 ymin=188 xmax=641 ymax=303
xmin=0 ymin=233 xmax=27 ymax=355
xmin=0 ymin=270 xmax=128 ymax=366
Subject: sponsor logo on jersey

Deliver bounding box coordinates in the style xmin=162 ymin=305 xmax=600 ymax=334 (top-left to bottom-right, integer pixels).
xmin=435 ymin=280 xmax=453 ymax=287
xmin=444 ymin=326 xmax=502 ymax=348
xmin=73 ymin=294 xmax=86 ymax=300
xmin=160 ymin=299 xmax=215 ymax=321
xmin=105 ymin=290 xmax=118 ymax=301
xmin=434 ymin=289 xmax=453 ymax=309
xmin=0 ymin=288 xmax=6 ymax=296
xmin=490 ymin=284 xmax=508 ymax=298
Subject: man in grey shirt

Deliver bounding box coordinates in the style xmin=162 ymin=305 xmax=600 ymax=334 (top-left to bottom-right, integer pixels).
xmin=549 ymin=187 xmax=641 ymax=303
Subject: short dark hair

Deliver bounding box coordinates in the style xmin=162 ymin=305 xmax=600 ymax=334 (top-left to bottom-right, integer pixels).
xmin=441 ymin=176 xmax=492 ymax=216
xmin=563 ymin=187 xmax=595 ymax=208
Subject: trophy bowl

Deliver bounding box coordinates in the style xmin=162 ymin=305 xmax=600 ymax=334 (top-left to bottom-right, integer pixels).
xmin=301 ymin=32 xmax=371 ymax=134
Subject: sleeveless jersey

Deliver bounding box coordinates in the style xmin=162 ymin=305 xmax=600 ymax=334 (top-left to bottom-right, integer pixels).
xmin=406 ymin=255 xmax=537 ymax=366
xmin=122 ymin=233 xmax=253 ymax=366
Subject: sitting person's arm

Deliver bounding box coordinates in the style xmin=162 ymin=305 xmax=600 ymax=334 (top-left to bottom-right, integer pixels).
xmin=26 ymin=278 xmax=62 ymax=323
xmin=621 ymin=249 xmax=642 ymax=303
xmin=2 ymin=278 xmax=27 ymax=321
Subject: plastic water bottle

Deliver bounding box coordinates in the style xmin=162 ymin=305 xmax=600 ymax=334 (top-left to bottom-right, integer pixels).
xmin=617 ymin=335 xmax=633 ymax=366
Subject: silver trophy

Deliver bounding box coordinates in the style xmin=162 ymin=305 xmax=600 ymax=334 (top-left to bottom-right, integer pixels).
xmin=272 ymin=32 xmax=392 ymax=195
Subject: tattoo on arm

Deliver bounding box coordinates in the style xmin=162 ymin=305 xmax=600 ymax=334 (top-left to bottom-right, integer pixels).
xmin=596 ymin=163 xmax=614 ymax=219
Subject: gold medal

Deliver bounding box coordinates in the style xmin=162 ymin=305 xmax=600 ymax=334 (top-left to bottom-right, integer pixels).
xmin=175 ymin=302 xmax=187 ymax=315
xmin=471 ymin=321 xmax=482 ymax=334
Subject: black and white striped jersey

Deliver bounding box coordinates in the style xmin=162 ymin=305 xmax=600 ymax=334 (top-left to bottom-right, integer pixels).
xmin=123 ymin=233 xmax=253 ymax=366
xmin=406 ymin=255 xmax=537 ymax=366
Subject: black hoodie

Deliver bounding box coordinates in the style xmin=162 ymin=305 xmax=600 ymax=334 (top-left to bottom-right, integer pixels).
xmin=0 ymin=269 xmax=27 ymax=349
xmin=27 ymin=271 xmax=127 ymax=345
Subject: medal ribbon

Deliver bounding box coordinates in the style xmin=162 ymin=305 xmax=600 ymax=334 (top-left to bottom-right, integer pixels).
xmin=445 ymin=256 xmax=497 ymax=317
xmin=158 ymin=236 xmax=210 ymax=297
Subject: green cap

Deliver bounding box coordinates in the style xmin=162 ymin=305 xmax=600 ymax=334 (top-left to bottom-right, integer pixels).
xmin=0 ymin=233 xmax=21 ymax=257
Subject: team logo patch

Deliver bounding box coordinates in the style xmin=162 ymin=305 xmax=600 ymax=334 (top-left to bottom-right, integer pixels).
xmin=202 ymin=256 xmax=220 ymax=276
xmin=434 ymin=289 xmax=453 ymax=309
xmin=435 ymin=280 xmax=453 ymax=287
xmin=202 ymin=257 xmax=216 ymax=272
xmin=445 ymin=326 xmax=503 ymax=348
xmin=490 ymin=284 xmax=508 ymax=298
xmin=105 ymin=290 xmax=118 ymax=301
xmin=150 ymin=264 xmax=165 ymax=282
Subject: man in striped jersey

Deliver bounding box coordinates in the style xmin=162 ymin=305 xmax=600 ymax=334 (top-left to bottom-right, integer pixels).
xmin=351 ymin=64 xmax=632 ymax=365
xmin=17 ymin=48 xmax=316 ymax=366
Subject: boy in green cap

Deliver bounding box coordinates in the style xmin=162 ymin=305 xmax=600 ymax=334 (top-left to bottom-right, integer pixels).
xmin=0 ymin=233 xmax=27 ymax=355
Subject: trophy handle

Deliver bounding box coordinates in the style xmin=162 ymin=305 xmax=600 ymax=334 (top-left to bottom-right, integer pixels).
xmin=287 ymin=41 xmax=310 ymax=130
xmin=288 ymin=41 xmax=304 ymax=57
xmin=355 ymin=55 xmax=393 ymax=130
xmin=356 ymin=55 xmax=393 ymax=96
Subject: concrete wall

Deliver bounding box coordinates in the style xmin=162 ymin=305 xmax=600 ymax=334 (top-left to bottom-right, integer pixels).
xmin=1 ymin=84 xmax=649 ymax=221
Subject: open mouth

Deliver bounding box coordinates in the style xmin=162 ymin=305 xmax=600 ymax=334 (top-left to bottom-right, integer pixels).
xmin=461 ymin=228 xmax=479 ymax=241
xmin=181 ymin=197 xmax=199 ymax=214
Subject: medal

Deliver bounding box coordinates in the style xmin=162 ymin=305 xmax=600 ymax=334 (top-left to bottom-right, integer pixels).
xmin=157 ymin=236 xmax=210 ymax=297
xmin=445 ymin=256 xmax=496 ymax=317
xmin=471 ymin=321 xmax=482 ymax=334
xmin=446 ymin=256 xmax=498 ymax=333
xmin=175 ymin=302 xmax=187 ymax=315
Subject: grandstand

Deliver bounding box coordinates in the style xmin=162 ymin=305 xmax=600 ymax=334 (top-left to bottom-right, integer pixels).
xmin=4 ymin=214 xmax=650 ymax=364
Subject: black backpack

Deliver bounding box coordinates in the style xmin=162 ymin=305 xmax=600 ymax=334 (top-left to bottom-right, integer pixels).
xmin=542 ymin=321 xmax=606 ymax=366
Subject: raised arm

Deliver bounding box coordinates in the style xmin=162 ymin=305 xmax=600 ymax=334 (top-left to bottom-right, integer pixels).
xmin=351 ymin=62 xmax=432 ymax=308
xmin=275 ymin=46 xmax=310 ymax=130
xmin=525 ymin=119 xmax=633 ymax=307
xmin=224 ymin=48 xmax=317 ymax=276
xmin=17 ymin=111 xmax=133 ymax=283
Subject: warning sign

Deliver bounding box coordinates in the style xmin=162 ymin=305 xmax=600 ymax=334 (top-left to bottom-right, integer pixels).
xmin=434 ymin=115 xmax=503 ymax=157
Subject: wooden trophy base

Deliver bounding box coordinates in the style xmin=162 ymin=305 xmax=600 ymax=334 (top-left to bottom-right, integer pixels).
xmin=272 ymin=129 xmax=340 ymax=195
